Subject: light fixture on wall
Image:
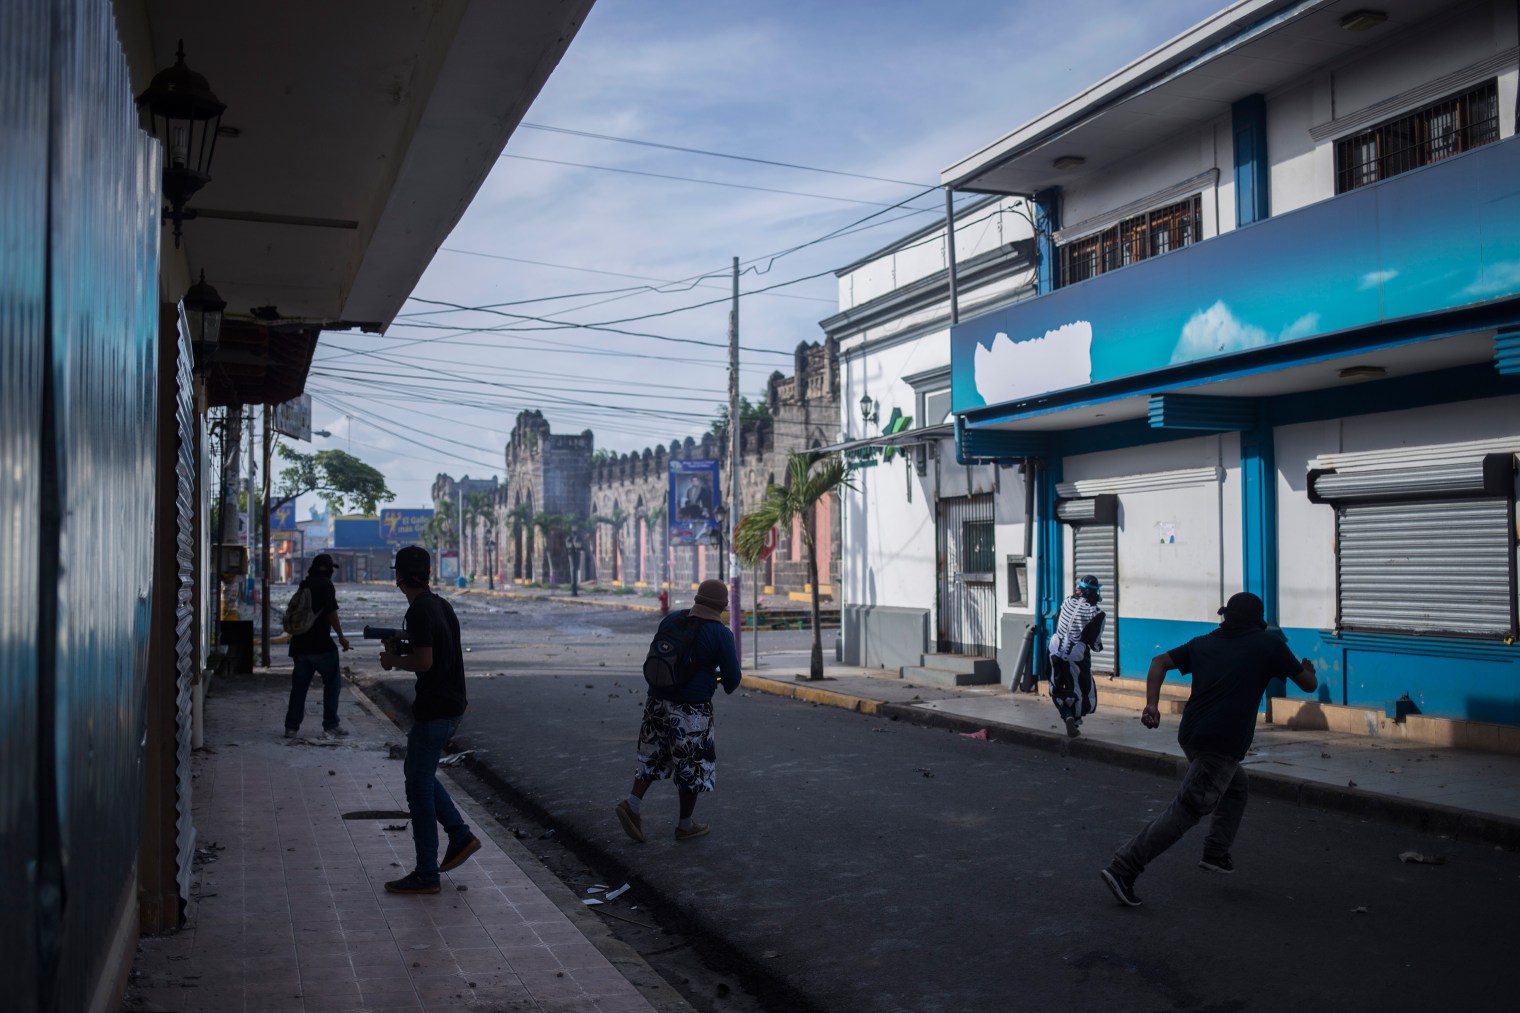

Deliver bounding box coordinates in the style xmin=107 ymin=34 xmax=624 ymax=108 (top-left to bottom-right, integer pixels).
xmin=1338 ymin=364 xmax=1387 ymax=380
xmin=1052 ymin=155 xmax=1087 ymax=170
xmin=181 ymin=270 xmax=225 ymax=372
xmin=136 ymin=41 xmax=226 ymax=248
xmin=859 ymin=393 xmax=879 ymax=426
xmin=1339 ymin=10 xmax=1388 ymax=31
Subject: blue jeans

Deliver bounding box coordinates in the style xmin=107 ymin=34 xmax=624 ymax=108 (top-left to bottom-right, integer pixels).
xmin=286 ymin=652 xmax=341 ymax=731
xmin=404 ymin=717 xmax=470 ymax=880
xmin=1111 ymin=749 xmax=1248 ymax=878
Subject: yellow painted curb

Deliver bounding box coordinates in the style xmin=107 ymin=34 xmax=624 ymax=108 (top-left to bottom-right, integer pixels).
xmin=743 ymin=675 xmax=880 ymax=715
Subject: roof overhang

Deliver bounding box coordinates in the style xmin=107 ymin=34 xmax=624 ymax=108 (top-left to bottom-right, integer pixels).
xmin=941 ymin=0 xmax=1447 ymax=194
xmin=817 ymin=423 xmax=955 ymax=456
xmin=116 ymin=0 xmax=594 ymax=334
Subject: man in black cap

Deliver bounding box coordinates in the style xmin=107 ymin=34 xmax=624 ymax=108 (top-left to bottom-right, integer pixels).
xmin=378 ymin=545 xmax=479 ymax=894
xmin=1100 ymin=592 xmax=1317 ymax=907
xmin=284 ymin=553 xmax=351 ymax=738
xmin=615 ymin=578 xmax=741 ymax=843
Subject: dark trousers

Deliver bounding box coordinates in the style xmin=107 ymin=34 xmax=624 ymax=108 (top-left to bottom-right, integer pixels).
xmin=404 ymin=717 xmax=469 ymax=880
xmin=1111 ymin=749 xmax=1248 ymax=878
xmin=285 ymin=651 xmax=341 ymax=731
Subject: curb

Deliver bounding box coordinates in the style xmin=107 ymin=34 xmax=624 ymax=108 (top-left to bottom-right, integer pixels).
xmin=741 ymin=674 xmax=883 ymax=714
xmin=871 ymin=701 xmax=1520 ymax=849
xmin=356 ymin=678 xmax=827 ymax=1013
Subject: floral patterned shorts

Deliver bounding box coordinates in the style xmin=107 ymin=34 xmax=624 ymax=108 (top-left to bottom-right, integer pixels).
xmin=634 ymin=697 xmax=717 ymax=792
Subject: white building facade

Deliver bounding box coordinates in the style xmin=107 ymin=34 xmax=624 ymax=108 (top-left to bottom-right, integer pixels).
xmin=844 ymin=0 xmax=1520 ymax=724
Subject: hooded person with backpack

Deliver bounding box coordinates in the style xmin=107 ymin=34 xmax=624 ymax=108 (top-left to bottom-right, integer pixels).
xmin=616 ymin=579 xmax=742 ymax=843
xmin=283 ymin=553 xmax=351 ymax=738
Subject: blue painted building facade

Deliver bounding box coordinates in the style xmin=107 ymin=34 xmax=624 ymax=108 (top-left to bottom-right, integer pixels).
xmin=941 ymin=0 xmax=1520 ymax=723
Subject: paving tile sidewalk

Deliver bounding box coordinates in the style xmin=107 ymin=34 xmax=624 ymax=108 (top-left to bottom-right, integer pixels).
xmin=127 ymin=668 xmax=678 ymax=1013
xmin=740 ymin=661 xmax=1520 ymax=842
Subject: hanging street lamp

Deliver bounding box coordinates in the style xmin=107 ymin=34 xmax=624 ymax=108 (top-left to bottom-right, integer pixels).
xmin=136 ymin=41 xmax=226 ymax=248
xmin=181 ymin=270 xmax=225 ymax=372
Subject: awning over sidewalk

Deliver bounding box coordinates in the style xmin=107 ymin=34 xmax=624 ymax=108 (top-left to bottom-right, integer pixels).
xmin=815 ymin=422 xmax=954 ymax=456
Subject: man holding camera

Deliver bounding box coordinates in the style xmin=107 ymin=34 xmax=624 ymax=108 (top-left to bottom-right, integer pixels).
xmin=378 ymin=545 xmax=479 ymax=894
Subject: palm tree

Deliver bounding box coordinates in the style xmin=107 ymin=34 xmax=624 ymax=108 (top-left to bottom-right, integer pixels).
xmin=463 ymin=490 xmax=493 ymax=578
xmin=531 ymin=511 xmax=567 ymax=586
xmin=736 ymin=451 xmax=853 ymax=680
xmin=592 ymin=502 xmax=629 ymax=583
xmin=421 ymin=500 xmax=454 ymax=584
xmin=506 ymin=502 xmax=534 ymax=580
xmin=643 ymin=502 xmax=666 ymax=591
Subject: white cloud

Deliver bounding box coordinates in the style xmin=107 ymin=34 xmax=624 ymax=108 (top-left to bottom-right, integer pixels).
xmin=1461 ymin=261 xmax=1520 ymax=298
xmin=1171 ymin=301 xmax=1268 ymax=363
xmin=1359 ymin=269 xmax=1398 ymax=289
xmin=974 ymin=322 xmax=1093 ymax=405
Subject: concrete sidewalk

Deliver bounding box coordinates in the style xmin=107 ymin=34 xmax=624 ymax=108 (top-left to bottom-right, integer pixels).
xmin=739 ymin=661 xmax=1520 ymax=846
xmin=126 ymin=667 xmax=684 ymax=1013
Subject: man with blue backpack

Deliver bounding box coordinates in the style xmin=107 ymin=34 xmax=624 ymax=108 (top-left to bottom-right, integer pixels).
xmin=616 ymin=579 xmax=742 ymax=843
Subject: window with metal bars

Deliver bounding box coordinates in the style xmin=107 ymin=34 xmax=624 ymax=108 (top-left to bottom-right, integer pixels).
xmin=1057 ymin=195 xmax=1202 ymax=287
xmin=1334 ymin=79 xmax=1499 ymax=194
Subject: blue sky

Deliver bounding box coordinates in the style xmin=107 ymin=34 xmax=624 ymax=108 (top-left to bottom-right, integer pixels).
xmin=303 ymin=0 xmax=1228 ymax=510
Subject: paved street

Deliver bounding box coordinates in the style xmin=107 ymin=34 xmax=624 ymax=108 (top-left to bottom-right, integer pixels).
xmin=338 ymin=588 xmax=1520 ymax=1013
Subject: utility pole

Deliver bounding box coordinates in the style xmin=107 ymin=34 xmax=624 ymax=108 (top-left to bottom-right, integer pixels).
xmin=260 ymin=404 xmax=272 ymax=667
xmin=728 ymin=255 xmax=742 ymax=655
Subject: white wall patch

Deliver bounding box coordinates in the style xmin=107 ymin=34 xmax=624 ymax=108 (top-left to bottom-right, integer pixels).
xmin=973 ymin=321 xmax=1093 ymax=406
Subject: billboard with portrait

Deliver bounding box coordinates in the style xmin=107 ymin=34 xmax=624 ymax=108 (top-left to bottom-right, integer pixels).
xmin=669 ymin=459 xmax=720 ymax=546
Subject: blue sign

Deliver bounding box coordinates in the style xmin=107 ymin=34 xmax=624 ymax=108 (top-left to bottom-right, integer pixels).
xmin=332 ymin=518 xmax=384 ymax=550
xmin=270 ymin=499 xmax=296 ymax=531
xmin=952 ymin=138 xmax=1520 ymax=414
xmin=670 ymin=459 xmax=720 ymax=546
xmin=380 ymin=508 xmax=433 ymax=544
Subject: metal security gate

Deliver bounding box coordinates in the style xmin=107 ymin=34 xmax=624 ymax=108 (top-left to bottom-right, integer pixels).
xmin=936 ymin=495 xmax=997 ymax=656
xmin=1310 ymin=455 xmax=1518 ymax=637
xmin=173 ymin=314 xmax=199 ymax=908
xmin=1337 ymin=499 xmax=1514 ymax=635
xmin=1072 ymin=524 xmax=1118 ymax=672
xmin=1057 ymin=494 xmax=1119 ymax=674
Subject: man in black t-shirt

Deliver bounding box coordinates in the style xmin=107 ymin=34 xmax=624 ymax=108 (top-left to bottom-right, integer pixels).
xmin=378 ymin=545 xmax=478 ymax=894
xmin=1100 ymin=592 xmax=1317 ymax=907
xmin=283 ymin=554 xmax=351 ymax=737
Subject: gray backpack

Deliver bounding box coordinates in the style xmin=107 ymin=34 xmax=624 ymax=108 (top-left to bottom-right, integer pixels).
xmin=281 ymin=584 xmax=318 ymax=636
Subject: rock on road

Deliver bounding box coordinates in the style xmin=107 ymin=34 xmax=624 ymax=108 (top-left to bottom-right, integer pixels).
xmin=340 ymin=589 xmax=1519 ymax=1012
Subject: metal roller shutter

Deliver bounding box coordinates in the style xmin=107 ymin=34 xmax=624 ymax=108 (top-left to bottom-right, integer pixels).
xmin=1072 ymin=524 xmax=1117 ymax=670
xmin=1337 ymin=498 xmax=1513 ymax=635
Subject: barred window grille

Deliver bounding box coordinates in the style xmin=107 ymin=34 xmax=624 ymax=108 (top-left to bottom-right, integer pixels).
xmin=1058 ymin=194 xmax=1202 ymax=287
xmin=1334 ymin=79 xmax=1499 ymax=194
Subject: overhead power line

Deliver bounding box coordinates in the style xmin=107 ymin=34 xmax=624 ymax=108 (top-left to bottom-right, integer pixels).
xmin=501 ymin=153 xmax=926 ymax=209
xmin=520 ymin=122 xmax=933 ymax=188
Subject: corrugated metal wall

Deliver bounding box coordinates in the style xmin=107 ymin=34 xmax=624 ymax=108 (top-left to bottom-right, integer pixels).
xmin=1072 ymin=525 xmax=1118 ymax=672
xmin=0 ymin=0 xmax=50 ymax=1008
xmin=173 ymin=313 xmax=199 ymax=905
xmin=0 ymin=0 xmax=162 ymax=1007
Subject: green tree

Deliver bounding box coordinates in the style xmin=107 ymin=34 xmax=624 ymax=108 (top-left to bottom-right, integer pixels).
xmin=643 ymin=501 xmax=666 ymax=590
xmin=462 ymin=490 xmax=494 ymax=576
xmin=531 ymin=511 xmax=569 ymax=586
xmin=592 ymin=502 xmax=629 ymax=582
xmin=274 ymin=446 xmax=394 ymax=516
xmin=708 ymin=394 xmax=772 ymax=440
xmin=735 ymin=451 xmax=852 ymax=680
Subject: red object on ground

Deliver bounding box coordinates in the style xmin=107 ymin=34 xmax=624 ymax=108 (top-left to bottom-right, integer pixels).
xmin=658 ymin=590 xmax=670 ymax=615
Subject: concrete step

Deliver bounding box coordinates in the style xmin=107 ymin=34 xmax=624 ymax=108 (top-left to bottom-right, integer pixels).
xmin=1029 ymin=673 xmax=1189 ymax=714
xmin=901 ymin=654 xmax=1001 ymax=687
xmin=901 ymin=664 xmax=1001 ymax=688
xmin=918 ymin=654 xmax=999 ymax=677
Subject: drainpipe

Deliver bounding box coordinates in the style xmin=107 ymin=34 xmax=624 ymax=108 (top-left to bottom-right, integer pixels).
xmin=944 ymin=187 xmax=959 ymax=325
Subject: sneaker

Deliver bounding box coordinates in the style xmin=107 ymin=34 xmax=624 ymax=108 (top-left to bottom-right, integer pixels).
xmin=615 ymin=800 xmax=645 ymax=843
xmin=674 ymin=822 xmax=710 ymax=841
xmin=440 ymin=834 xmax=481 ymax=872
xmin=1199 ymin=853 xmax=1235 ymax=874
xmin=384 ymin=872 xmax=440 ymax=895
xmin=322 ymin=725 xmax=350 ymax=738
xmin=1100 ymin=866 xmax=1142 ymax=907
xmin=283 ymin=728 xmax=297 ymax=739
xmin=1065 ymin=717 xmax=1080 ymax=738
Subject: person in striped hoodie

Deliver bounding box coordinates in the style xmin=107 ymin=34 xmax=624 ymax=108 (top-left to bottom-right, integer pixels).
xmin=1048 ymin=575 xmax=1106 ymax=737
